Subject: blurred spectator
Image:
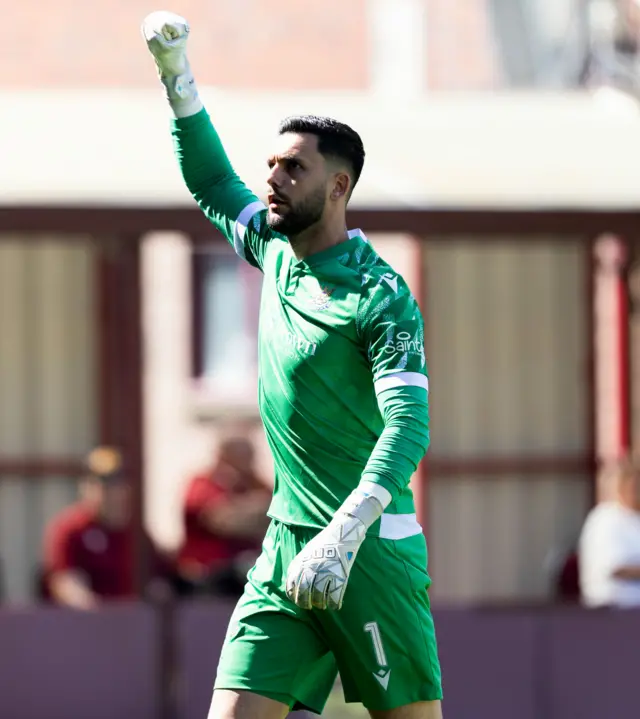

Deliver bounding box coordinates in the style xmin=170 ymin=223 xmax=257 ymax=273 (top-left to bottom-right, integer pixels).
xmin=175 ymin=431 xmax=270 ymax=598
xmin=41 ymin=446 xmax=171 ymax=610
xmin=579 ymin=457 xmax=640 ymax=608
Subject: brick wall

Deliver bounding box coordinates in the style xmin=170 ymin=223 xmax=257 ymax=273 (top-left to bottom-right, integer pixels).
xmin=425 ymin=0 xmax=499 ymax=89
xmin=10 ymin=0 xmax=368 ymax=89
xmin=11 ymin=0 xmax=499 ymax=91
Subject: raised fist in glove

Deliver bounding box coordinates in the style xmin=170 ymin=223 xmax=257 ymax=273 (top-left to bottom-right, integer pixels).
xmin=141 ymin=11 xmax=201 ymax=115
xmin=142 ymin=11 xmax=190 ymax=77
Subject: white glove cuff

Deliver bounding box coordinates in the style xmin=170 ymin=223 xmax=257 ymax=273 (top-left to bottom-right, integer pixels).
xmin=338 ymin=481 xmax=392 ymax=529
xmin=161 ymin=70 xmax=203 ymax=118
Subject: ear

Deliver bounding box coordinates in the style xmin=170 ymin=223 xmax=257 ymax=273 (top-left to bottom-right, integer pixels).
xmin=331 ymin=172 xmax=351 ymax=201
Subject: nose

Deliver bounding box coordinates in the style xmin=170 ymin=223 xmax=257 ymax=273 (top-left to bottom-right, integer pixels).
xmin=267 ymin=164 xmax=283 ymax=190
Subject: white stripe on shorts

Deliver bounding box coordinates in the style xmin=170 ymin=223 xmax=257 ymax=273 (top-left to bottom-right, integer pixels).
xmin=379 ymin=513 xmax=423 ymax=540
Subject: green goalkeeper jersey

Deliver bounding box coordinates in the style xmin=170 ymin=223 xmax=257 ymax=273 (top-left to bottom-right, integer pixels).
xmin=172 ymin=110 xmax=430 ymax=539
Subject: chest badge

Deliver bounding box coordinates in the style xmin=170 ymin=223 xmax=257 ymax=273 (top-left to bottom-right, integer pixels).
xmin=310 ymin=284 xmax=334 ymax=311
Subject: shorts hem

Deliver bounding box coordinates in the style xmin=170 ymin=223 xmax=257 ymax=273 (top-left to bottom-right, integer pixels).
xmin=214 ymin=681 xmax=324 ymax=715
xmin=344 ymin=691 xmax=444 ymax=711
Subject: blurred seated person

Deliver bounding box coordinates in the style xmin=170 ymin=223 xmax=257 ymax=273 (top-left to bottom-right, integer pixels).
xmin=42 ymin=446 xmax=171 ymax=610
xmin=579 ymin=456 xmax=640 ymax=608
xmin=176 ymin=432 xmax=271 ymax=598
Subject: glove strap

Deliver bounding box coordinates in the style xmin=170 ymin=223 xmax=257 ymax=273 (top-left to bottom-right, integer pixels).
xmin=160 ymin=67 xmax=203 ymax=118
xmin=339 ymin=482 xmax=391 ymax=529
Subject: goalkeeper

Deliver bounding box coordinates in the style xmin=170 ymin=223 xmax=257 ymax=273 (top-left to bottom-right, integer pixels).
xmin=142 ymin=11 xmax=443 ymax=719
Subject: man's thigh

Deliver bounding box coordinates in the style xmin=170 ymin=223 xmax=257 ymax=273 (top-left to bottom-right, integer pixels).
xmin=317 ymin=533 xmax=443 ymax=713
xmin=214 ymin=521 xmax=338 ymax=716
xmin=369 ymin=699 xmax=443 ymax=719
xmin=207 ymin=689 xmax=289 ymax=719
xmin=208 ymin=688 xmax=317 ymax=719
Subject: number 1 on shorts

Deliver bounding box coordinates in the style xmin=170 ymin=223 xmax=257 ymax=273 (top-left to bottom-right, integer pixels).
xmin=364 ymin=621 xmax=388 ymax=668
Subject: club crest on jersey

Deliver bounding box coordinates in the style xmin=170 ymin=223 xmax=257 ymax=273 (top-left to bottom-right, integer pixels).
xmin=310 ymin=285 xmax=334 ymax=311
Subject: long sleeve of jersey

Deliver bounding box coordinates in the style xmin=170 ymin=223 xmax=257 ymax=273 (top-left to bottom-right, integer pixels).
xmin=361 ymin=386 xmax=430 ymax=502
xmin=357 ymin=272 xmax=430 ymax=502
xmin=171 ymin=108 xmax=272 ymax=269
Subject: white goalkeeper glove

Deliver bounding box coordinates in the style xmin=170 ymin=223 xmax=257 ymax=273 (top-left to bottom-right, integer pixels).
xmin=141 ymin=10 xmax=202 ymax=117
xmin=285 ymin=482 xmax=391 ymax=611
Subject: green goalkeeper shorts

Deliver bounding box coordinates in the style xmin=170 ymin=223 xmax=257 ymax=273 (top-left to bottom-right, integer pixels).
xmin=214 ymin=520 xmax=443 ymax=714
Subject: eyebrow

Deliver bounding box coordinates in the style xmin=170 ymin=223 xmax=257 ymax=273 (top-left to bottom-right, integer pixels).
xmin=267 ymin=153 xmax=307 ymax=165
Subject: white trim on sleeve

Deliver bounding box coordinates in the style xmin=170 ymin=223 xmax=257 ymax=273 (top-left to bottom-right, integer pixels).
xmin=374 ymin=371 xmax=428 ymax=395
xmin=233 ymin=201 xmax=266 ymax=259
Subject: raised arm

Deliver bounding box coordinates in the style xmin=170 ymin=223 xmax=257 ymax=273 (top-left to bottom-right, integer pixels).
xmin=141 ymin=11 xmax=272 ymax=269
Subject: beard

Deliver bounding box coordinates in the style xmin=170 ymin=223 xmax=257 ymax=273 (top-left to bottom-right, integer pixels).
xmin=266 ymin=185 xmax=326 ymax=237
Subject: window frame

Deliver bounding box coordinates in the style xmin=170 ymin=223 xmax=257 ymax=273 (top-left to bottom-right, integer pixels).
xmin=190 ymin=233 xmax=262 ymax=418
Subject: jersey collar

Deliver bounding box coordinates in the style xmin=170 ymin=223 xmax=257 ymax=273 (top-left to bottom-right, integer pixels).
xmin=292 ymin=229 xmax=368 ymax=268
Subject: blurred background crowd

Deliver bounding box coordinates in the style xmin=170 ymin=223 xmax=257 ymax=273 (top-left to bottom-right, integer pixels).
xmin=3 ymin=1 xmax=640 ymax=718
